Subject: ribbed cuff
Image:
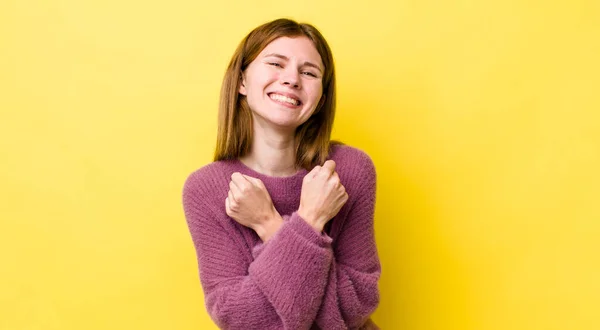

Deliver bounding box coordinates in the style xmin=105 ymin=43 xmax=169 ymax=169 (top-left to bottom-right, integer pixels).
xmin=287 ymin=212 xmax=333 ymax=247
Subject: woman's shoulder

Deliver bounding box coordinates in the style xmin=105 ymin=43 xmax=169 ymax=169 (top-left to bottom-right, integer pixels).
xmin=329 ymin=143 xmax=375 ymax=171
xmin=183 ymin=159 xmax=233 ymax=199
xmin=328 ymin=143 xmax=376 ymax=188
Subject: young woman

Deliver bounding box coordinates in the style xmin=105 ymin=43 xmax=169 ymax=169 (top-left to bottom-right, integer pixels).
xmin=182 ymin=18 xmax=381 ymax=330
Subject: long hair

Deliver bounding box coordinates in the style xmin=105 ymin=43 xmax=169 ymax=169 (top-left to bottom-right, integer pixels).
xmin=213 ymin=18 xmax=339 ymax=170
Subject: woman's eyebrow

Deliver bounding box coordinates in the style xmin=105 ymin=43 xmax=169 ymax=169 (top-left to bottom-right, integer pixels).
xmin=263 ymin=53 xmax=323 ymax=73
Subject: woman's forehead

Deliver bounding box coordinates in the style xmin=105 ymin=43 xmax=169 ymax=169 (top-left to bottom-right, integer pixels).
xmin=258 ymin=36 xmax=323 ymax=67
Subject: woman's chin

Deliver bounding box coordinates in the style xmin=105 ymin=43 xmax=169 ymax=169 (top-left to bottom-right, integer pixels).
xmin=263 ymin=115 xmax=302 ymax=129
xmin=252 ymin=110 xmax=308 ymax=132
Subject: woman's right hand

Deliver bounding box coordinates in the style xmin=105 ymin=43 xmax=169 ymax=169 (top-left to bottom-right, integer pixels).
xmin=298 ymin=160 xmax=349 ymax=232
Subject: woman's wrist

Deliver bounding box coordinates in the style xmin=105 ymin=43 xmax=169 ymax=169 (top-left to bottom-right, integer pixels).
xmin=297 ymin=208 xmax=324 ymax=233
xmin=254 ymin=211 xmax=284 ymax=242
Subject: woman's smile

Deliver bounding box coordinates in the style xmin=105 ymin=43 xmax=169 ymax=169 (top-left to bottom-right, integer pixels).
xmin=268 ymin=92 xmax=302 ymax=108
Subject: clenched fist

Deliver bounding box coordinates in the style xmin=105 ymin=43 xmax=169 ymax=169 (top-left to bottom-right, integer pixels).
xmin=298 ymin=160 xmax=349 ymax=232
xmin=225 ymin=172 xmax=283 ymax=242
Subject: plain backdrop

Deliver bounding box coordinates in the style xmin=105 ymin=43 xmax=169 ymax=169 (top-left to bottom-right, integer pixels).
xmin=1 ymin=0 xmax=599 ymax=329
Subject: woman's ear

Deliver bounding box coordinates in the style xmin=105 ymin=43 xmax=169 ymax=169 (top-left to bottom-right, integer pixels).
xmin=239 ymin=72 xmax=247 ymax=95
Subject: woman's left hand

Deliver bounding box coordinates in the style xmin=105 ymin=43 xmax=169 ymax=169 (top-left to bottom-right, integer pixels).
xmin=225 ymin=172 xmax=283 ymax=241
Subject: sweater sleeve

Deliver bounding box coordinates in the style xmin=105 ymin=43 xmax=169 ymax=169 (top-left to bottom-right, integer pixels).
xmin=313 ymin=154 xmax=382 ymax=330
xmin=183 ymin=176 xmax=333 ymax=330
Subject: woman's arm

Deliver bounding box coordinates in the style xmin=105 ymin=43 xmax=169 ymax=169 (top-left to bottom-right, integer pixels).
xmin=183 ymin=176 xmax=334 ymax=330
xmin=313 ymin=154 xmax=381 ymax=329
xmin=251 ymin=155 xmax=381 ymax=329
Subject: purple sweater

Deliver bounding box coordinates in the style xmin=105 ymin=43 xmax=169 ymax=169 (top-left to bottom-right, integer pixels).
xmin=182 ymin=145 xmax=381 ymax=330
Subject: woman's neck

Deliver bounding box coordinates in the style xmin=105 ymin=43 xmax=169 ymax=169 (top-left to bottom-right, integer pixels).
xmin=239 ymin=125 xmax=300 ymax=177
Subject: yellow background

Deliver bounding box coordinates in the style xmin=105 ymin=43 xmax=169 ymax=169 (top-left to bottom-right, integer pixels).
xmin=1 ymin=0 xmax=599 ymax=329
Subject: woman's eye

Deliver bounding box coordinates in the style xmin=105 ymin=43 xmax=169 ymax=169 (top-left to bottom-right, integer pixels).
xmin=302 ymin=72 xmax=318 ymax=77
xmin=268 ymin=62 xmax=282 ymax=67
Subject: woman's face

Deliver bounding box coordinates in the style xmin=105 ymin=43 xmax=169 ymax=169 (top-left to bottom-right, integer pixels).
xmin=239 ymin=36 xmax=324 ymax=131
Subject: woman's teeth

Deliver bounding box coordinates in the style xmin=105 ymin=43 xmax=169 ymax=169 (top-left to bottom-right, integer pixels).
xmin=269 ymin=93 xmax=300 ymax=106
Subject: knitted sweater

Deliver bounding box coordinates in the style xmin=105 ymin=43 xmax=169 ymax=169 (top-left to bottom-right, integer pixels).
xmin=182 ymin=144 xmax=381 ymax=330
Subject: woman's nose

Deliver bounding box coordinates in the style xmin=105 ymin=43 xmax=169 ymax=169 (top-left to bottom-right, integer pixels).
xmin=280 ymin=67 xmax=300 ymax=88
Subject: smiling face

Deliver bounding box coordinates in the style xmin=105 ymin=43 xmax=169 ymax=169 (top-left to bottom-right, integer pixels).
xmin=239 ymin=36 xmax=324 ymax=131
